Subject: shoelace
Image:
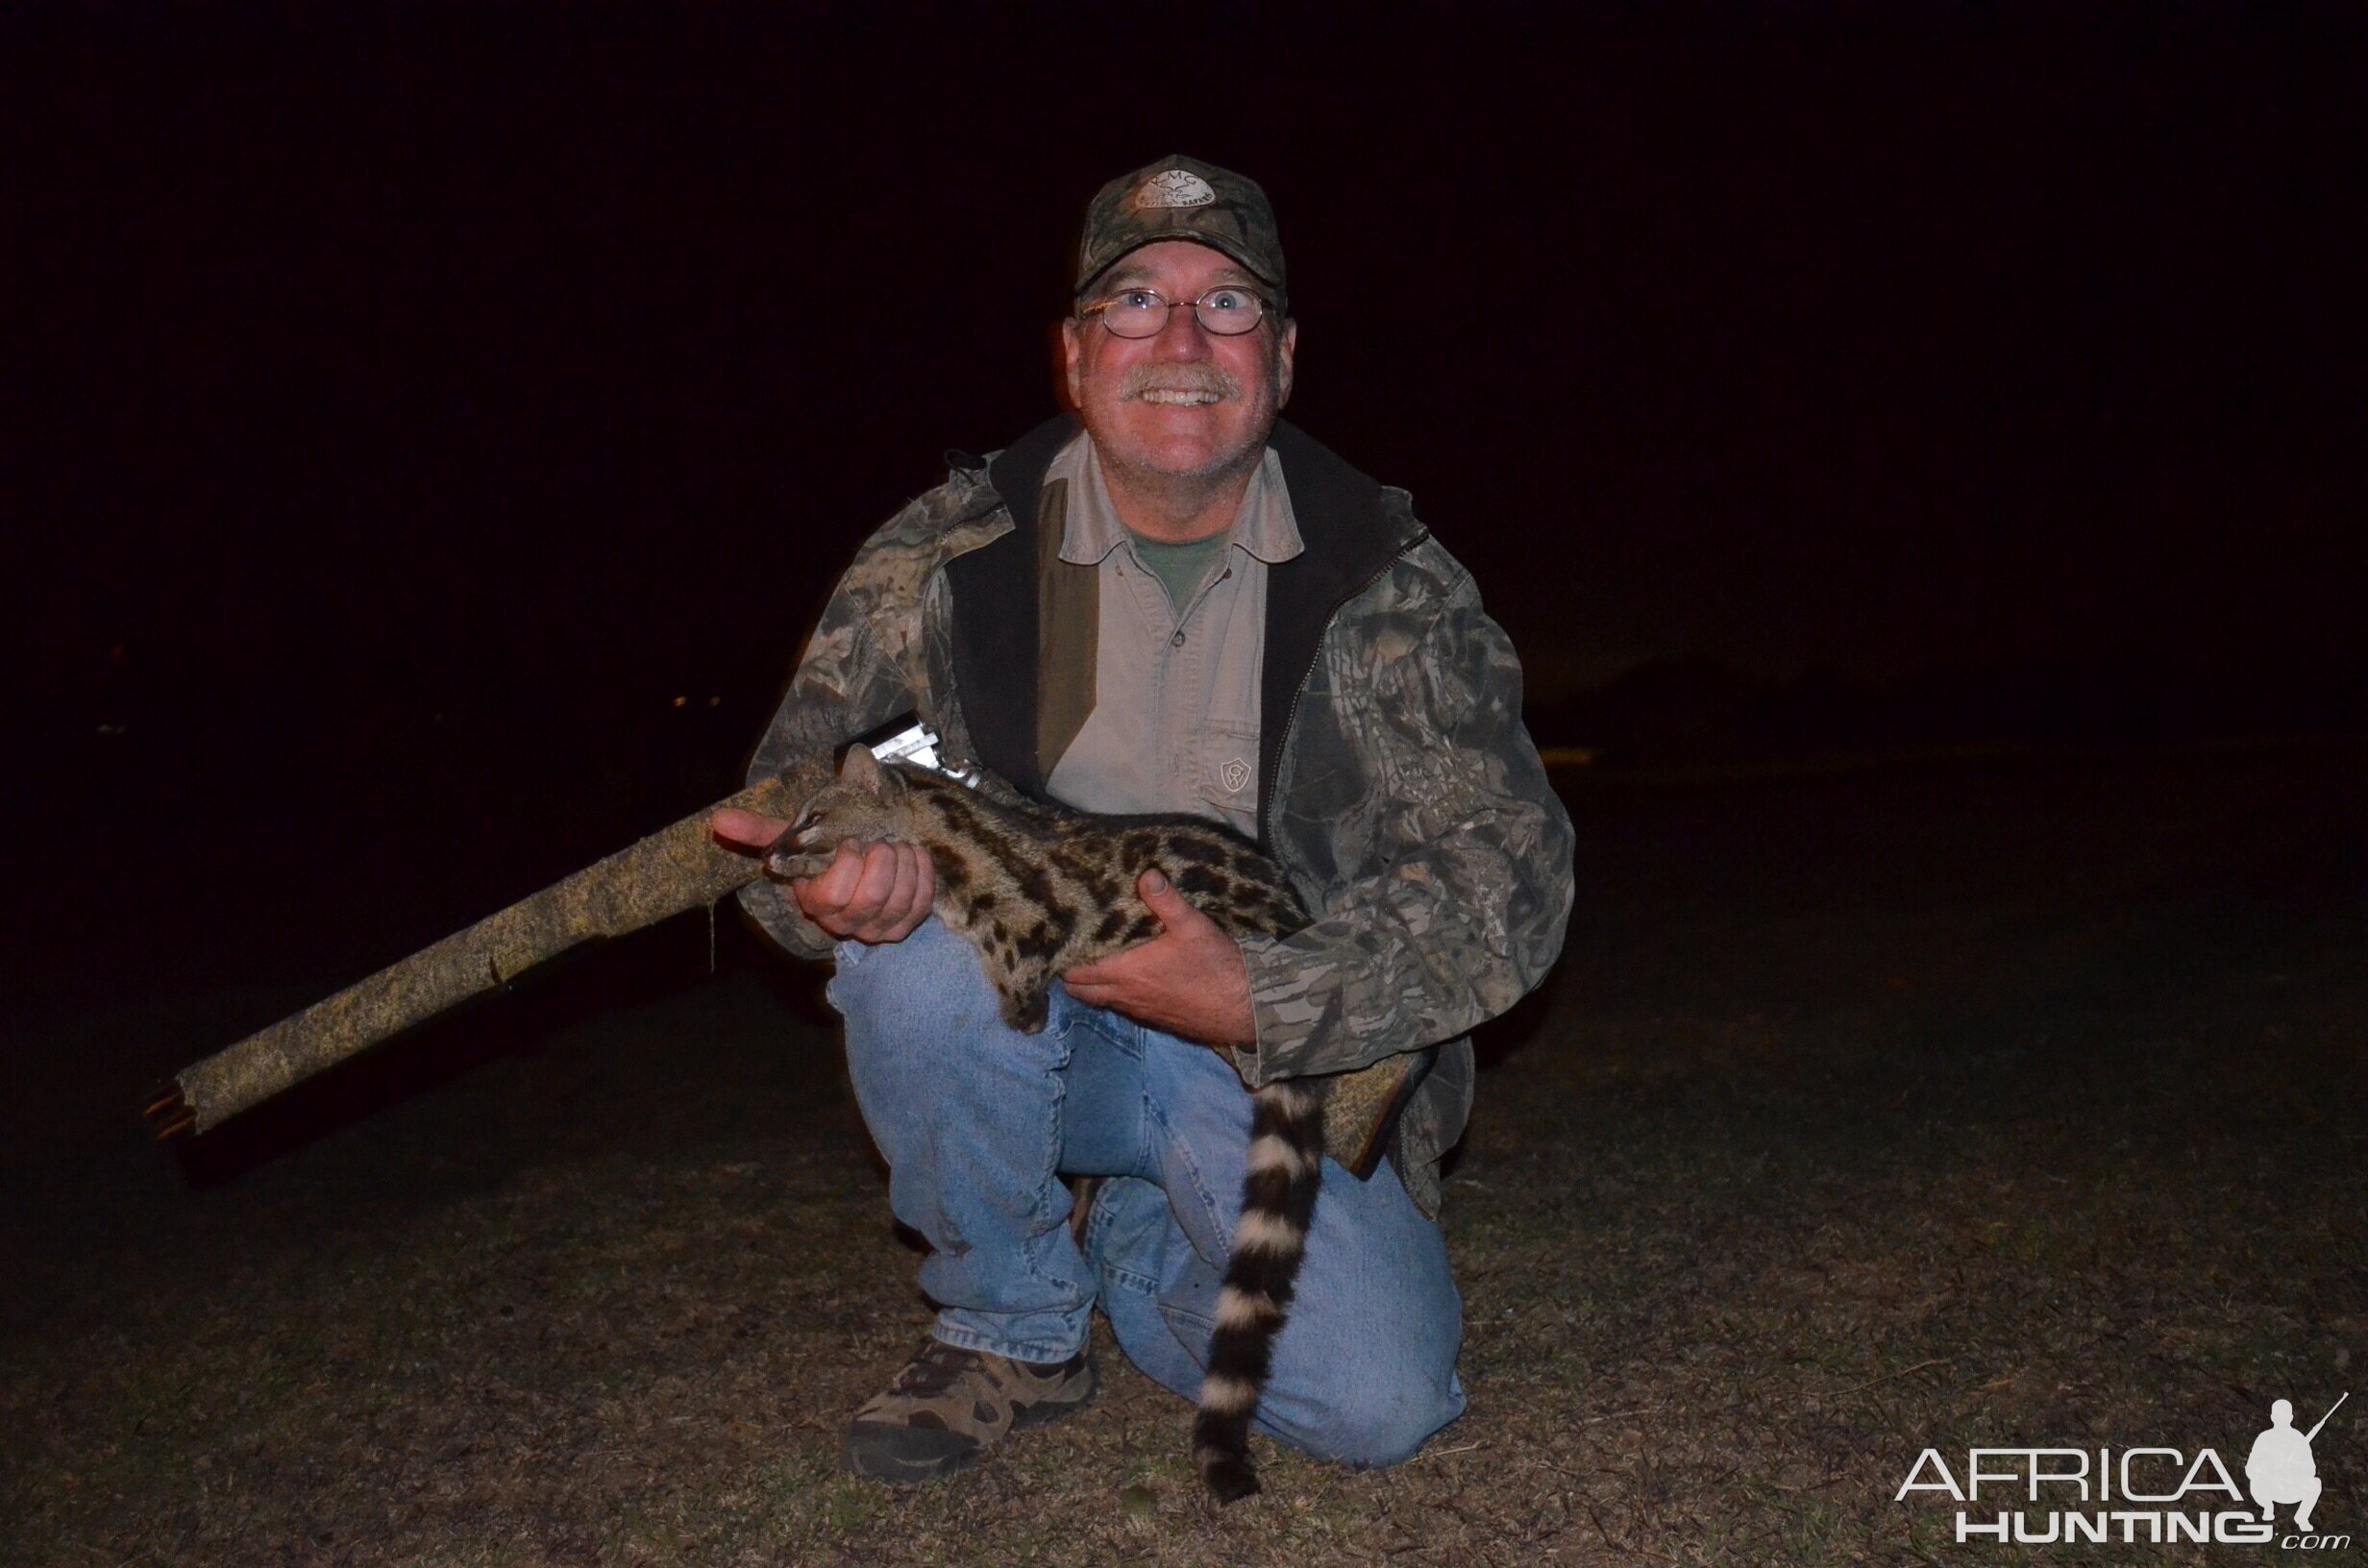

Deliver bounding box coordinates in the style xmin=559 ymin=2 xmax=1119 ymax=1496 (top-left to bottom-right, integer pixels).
xmin=891 ymin=1340 xmax=974 ymax=1396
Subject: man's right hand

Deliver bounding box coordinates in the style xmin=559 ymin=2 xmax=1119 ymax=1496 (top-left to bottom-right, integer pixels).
xmin=710 ymin=809 xmax=936 ymax=943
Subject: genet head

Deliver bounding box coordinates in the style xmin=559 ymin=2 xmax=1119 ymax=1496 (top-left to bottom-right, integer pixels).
xmin=762 ymin=746 xmax=907 ymax=880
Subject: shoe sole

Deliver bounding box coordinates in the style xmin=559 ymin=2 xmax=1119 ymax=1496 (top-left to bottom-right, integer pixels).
xmin=842 ymin=1426 xmax=983 ymax=1484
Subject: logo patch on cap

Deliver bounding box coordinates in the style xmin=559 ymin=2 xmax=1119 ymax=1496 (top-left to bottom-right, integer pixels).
xmin=1131 ymin=168 xmax=1217 ymax=210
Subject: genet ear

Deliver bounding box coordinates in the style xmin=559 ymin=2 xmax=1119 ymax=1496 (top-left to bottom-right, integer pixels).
xmin=837 ymin=744 xmax=883 ymax=796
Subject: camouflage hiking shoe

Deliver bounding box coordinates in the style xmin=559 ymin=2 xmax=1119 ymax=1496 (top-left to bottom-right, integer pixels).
xmin=842 ymin=1338 xmax=1096 ymax=1483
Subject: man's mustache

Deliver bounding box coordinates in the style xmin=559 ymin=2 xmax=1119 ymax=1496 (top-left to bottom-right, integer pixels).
xmin=1120 ymin=363 xmax=1243 ymax=401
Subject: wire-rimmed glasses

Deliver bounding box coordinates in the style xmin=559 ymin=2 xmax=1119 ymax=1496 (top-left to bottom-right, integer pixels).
xmin=1078 ymin=284 xmax=1269 ymax=338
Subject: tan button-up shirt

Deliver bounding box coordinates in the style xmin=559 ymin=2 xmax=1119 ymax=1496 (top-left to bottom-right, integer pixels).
xmin=1040 ymin=430 xmax=1303 ymax=840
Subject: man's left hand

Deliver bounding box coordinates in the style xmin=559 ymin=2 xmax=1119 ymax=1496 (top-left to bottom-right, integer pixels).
xmin=1061 ymin=870 xmax=1256 ymax=1048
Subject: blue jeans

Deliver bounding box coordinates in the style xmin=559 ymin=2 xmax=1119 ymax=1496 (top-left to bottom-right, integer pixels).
xmin=826 ymin=916 xmax=1467 ymax=1466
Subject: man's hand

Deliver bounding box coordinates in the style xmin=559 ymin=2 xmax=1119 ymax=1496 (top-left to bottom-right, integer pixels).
xmin=1061 ymin=870 xmax=1256 ymax=1047
xmin=709 ymin=807 xmax=935 ymax=943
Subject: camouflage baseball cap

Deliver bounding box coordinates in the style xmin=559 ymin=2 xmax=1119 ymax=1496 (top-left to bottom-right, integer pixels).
xmin=1074 ymin=155 xmax=1286 ymax=300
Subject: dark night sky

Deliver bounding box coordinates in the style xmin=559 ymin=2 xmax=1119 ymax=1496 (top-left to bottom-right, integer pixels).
xmin=6 ymin=5 xmax=2362 ymax=999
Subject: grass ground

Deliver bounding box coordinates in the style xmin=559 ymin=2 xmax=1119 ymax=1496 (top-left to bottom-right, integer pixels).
xmin=4 ymin=742 xmax=2362 ymax=1565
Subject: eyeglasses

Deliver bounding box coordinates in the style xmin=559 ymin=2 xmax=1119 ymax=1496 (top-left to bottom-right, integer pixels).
xmin=1078 ymin=284 xmax=1269 ymax=338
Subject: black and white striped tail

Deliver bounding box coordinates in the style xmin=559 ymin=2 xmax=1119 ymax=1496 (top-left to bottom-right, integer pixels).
xmin=1194 ymin=1076 xmax=1326 ymax=1503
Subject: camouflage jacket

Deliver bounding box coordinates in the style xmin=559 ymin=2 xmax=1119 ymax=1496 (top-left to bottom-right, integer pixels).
xmin=740 ymin=414 xmax=1575 ymax=1218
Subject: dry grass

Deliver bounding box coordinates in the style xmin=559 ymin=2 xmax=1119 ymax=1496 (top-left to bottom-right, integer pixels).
xmin=5 ymin=744 xmax=2362 ymax=1565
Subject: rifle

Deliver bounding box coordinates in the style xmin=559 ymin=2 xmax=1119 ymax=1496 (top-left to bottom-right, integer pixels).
xmin=148 ymin=764 xmax=821 ymax=1139
xmin=149 ymin=728 xmax=1425 ymax=1176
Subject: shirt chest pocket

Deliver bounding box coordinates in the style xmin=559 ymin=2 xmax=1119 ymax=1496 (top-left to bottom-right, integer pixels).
xmin=1195 ymin=719 xmax=1263 ymax=835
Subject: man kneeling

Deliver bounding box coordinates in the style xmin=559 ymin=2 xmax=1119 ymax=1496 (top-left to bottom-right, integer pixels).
xmin=714 ymin=154 xmax=1573 ymax=1482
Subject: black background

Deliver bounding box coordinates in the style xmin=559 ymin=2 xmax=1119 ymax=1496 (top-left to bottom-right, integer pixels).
xmin=9 ymin=3 xmax=2361 ymax=1010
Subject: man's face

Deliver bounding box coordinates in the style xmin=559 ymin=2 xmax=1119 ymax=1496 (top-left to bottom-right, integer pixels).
xmin=1061 ymin=240 xmax=1297 ymax=489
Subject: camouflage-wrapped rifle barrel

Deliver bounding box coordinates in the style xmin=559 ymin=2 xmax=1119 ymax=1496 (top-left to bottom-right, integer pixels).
xmin=149 ymin=772 xmax=809 ymax=1139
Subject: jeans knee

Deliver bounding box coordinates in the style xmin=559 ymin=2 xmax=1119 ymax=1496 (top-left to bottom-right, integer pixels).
xmin=826 ymin=919 xmax=930 ymax=1003
xmin=1269 ymin=1335 xmax=1448 ymax=1478
xmin=827 ymin=919 xmax=991 ymax=1031
xmin=1286 ymin=1364 xmax=1465 ymax=1467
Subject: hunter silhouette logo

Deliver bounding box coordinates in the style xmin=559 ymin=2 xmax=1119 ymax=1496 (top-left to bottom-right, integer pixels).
xmin=1894 ymin=1390 xmax=2351 ymax=1550
xmin=2249 ymin=1393 xmax=2346 ymax=1534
